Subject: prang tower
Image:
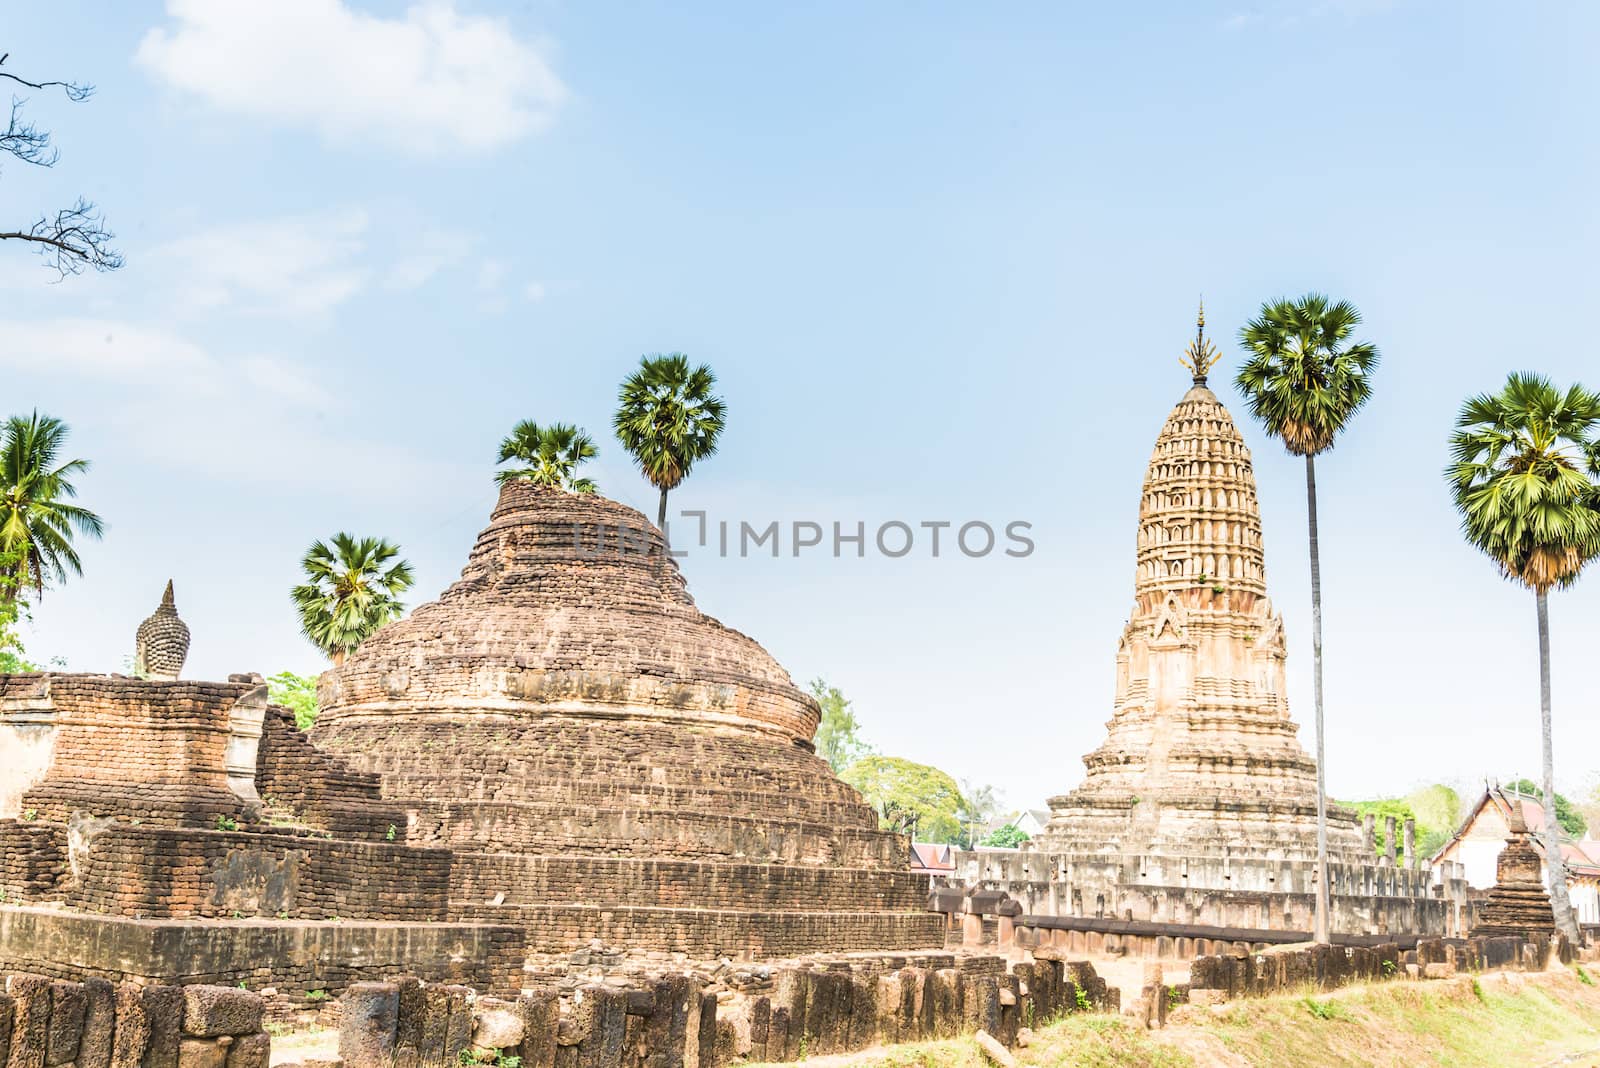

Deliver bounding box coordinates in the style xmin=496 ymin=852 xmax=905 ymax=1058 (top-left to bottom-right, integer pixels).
xmin=1037 ymin=308 xmax=1362 ymax=860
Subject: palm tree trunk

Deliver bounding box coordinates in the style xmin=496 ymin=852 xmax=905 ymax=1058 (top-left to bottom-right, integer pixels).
xmin=1306 ymin=453 xmax=1331 ymax=945
xmin=657 ymin=487 xmax=669 ymax=534
xmin=1537 ymin=588 xmax=1581 ymax=944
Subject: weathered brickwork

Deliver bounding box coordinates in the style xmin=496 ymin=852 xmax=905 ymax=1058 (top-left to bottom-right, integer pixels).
xmin=16 ymin=677 xmax=251 ymax=829
xmin=312 ymin=483 xmax=945 ymax=958
xmin=0 ymin=909 xmax=522 ymax=995
xmin=58 ymin=825 xmax=451 ymax=921
xmin=452 ymin=856 xmax=928 ymax=912
xmin=0 ymin=822 xmax=67 ymax=901
xmin=255 ymin=705 xmax=405 ymax=842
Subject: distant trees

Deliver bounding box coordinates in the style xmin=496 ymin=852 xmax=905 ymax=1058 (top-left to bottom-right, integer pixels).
xmin=496 ymin=421 xmax=598 ymax=493
xmin=809 ymin=678 xmax=872 ymax=774
xmin=0 ymin=55 xmax=121 ymax=275
xmin=291 ymin=534 xmax=415 ymax=664
xmin=614 ymin=354 xmax=726 ymax=530
xmin=957 ymin=781 xmax=1001 ymax=849
xmin=0 ymin=412 xmax=104 ymax=605
xmin=268 ymin=670 xmax=319 ymax=731
xmin=1448 ymin=372 xmax=1600 ymax=945
xmin=842 ymin=756 xmax=965 ymax=843
xmin=980 ymin=823 xmax=1030 ymax=848
xmin=1236 ymin=293 xmax=1380 ymax=945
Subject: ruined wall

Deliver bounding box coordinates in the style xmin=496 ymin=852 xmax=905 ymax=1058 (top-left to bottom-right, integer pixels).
xmin=0 ymin=974 xmax=270 ymax=1068
xmin=0 ymin=821 xmax=67 ymax=901
xmin=255 ymin=704 xmax=406 ymax=841
xmin=953 ymin=848 xmax=1471 ymax=938
xmin=324 ymin=955 xmax=1117 ymax=1068
xmin=58 ymin=824 xmax=452 ymax=921
xmin=18 ymin=677 xmax=253 ymax=828
xmin=0 ymin=909 xmax=522 ymax=994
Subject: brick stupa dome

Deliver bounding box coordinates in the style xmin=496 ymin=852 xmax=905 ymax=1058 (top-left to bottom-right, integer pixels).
xmin=313 ymin=481 xmax=942 ymax=960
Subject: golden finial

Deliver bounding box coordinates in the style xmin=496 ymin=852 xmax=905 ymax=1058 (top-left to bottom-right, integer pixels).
xmin=1178 ymin=297 xmax=1222 ymax=384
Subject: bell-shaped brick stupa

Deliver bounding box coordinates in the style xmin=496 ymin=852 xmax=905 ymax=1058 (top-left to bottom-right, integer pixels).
xmin=312 ymin=480 xmax=943 ymax=960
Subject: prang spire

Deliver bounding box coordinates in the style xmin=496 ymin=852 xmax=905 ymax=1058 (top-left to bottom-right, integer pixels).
xmin=1178 ymin=298 xmax=1223 ymax=385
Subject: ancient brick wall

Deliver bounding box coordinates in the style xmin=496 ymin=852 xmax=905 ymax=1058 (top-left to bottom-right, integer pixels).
xmin=255 ymin=704 xmax=406 ymax=841
xmin=0 ymin=974 xmax=270 ymax=1068
xmin=451 ymin=856 xmax=928 ymax=912
xmin=452 ymin=904 xmax=944 ymax=961
xmin=19 ymin=677 xmax=250 ymax=828
xmin=60 ymin=825 xmax=451 ymax=921
xmin=0 ymin=821 xmax=67 ymax=901
xmin=0 ymin=909 xmax=523 ymax=995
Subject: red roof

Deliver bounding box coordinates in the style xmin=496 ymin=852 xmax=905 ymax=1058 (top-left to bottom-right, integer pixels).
xmin=910 ymin=842 xmax=956 ymax=873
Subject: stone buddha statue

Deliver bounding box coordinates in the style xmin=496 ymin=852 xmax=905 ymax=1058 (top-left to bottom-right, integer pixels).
xmin=134 ymin=580 xmax=190 ymax=681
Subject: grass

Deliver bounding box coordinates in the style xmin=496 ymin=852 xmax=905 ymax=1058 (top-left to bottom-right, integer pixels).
xmin=738 ymin=969 xmax=1600 ymax=1067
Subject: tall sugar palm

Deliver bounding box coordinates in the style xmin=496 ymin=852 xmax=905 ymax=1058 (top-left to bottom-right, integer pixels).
xmin=0 ymin=411 xmax=104 ymax=604
xmin=291 ymin=534 xmax=415 ymax=665
xmin=1448 ymin=372 xmax=1600 ymax=945
xmin=613 ymin=353 xmax=726 ymax=530
xmin=495 ymin=421 xmax=598 ymax=493
xmin=1235 ymin=294 xmax=1380 ymax=944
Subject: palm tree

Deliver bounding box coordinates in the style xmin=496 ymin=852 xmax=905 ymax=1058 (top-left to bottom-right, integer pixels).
xmin=1448 ymin=372 xmax=1600 ymax=945
xmin=291 ymin=534 xmax=415 ymax=664
xmin=495 ymin=421 xmax=598 ymax=493
xmin=613 ymin=353 xmax=726 ymax=530
xmin=1235 ymin=294 xmax=1380 ymax=944
xmin=0 ymin=411 xmax=104 ymax=604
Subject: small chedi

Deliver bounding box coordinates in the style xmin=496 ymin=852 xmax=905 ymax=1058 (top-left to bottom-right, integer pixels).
xmin=312 ymin=480 xmax=943 ymax=962
xmin=952 ymin=314 xmax=1467 ymax=939
xmin=1470 ymin=788 xmax=1557 ymax=939
xmin=0 ymin=670 xmax=521 ymax=994
xmin=134 ymin=580 xmax=190 ymax=680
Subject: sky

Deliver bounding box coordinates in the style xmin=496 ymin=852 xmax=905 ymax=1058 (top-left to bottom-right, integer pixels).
xmin=5 ymin=1 xmax=1598 ymax=813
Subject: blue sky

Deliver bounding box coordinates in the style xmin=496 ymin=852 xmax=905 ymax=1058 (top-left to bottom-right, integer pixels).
xmin=6 ymin=1 xmax=1598 ymax=811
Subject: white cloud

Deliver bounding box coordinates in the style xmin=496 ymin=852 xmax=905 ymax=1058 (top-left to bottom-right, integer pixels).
xmin=0 ymin=319 xmax=213 ymax=381
xmin=384 ymin=230 xmax=473 ymax=290
xmin=136 ymin=0 xmax=567 ymax=153
xmin=524 ymin=280 xmax=547 ymax=303
xmin=152 ymin=211 xmax=370 ymax=318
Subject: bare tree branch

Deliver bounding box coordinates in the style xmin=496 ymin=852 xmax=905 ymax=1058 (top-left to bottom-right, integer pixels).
xmin=0 ymin=52 xmax=119 ymax=276
xmin=0 ymin=199 xmax=123 ymax=277
xmin=0 ymin=53 xmax=93 ymax=101
xmin=2 ymin=99 xmax=58 ymax=168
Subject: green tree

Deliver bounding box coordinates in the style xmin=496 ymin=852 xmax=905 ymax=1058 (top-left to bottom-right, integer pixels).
xmin=496 ymin=421 xmax=598 ymax=493
xmin=268 ymin=670 xmax=319 ymax=731
xmin=291 ymin=534 xmax=415 ymax=665
xmin=980 ymin=823 xmax=1030 ymax=848
xmin=1236 ymin=294 xmax=1380 ymax=944
xmin=842 ymin=756 xmax=965 ymax=843
xmin=808 ymin=678 xmax=872 ymax=774
xmin=1405 ymin=783 xmax=1464 ymax=856
xmin=1448 ymin=371 xmax=1600 ymax=944
xmin=1506 ymin=778 xmax=1587 ymax=840
xmin=0 ymin=550 xmax=38 ymax=672
xmin=0 ymin=411 xmax=104 ymax=603
xmin=613 ymin=353 xmax=726 ymax=530
xmin=1339 ymin=785 xmax=1463 ymax=859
